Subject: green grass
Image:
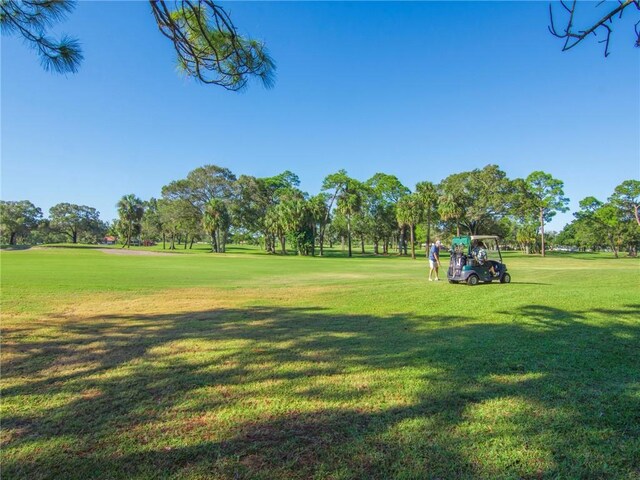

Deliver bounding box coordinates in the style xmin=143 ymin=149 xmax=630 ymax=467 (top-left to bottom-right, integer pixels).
xmin=1 ymin=246 xmax=639 ymax=479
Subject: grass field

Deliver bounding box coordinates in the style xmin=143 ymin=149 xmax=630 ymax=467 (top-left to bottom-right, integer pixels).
xmin=1 ymin=246 xmax=639 ymax=479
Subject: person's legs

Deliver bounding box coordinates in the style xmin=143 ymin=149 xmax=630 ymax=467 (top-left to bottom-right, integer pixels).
xmin=488 ymin=261 xmax=498 ymax=276
xmin=428 ymin=260 xmax=435 ymax=280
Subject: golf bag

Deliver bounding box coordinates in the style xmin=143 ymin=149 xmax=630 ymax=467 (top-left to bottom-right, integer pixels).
xmin=448 ymin=249 xmax=467 ymax=278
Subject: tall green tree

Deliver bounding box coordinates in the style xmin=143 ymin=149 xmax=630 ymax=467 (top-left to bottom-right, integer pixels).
xmin=575 ymin=197 xmax=626 ymax=258
xmin=307 ymin=193 xmax=330 ymax=256
xmin=234 ymin=171 xmax=301 ymax=254
xmin=265 ymin=206 xmax=287 ymax=254
xmin=185 ymin=164 xmax=237 ymax=206
xmin=336 ymin=178 xmax=364 ymax=258
xmin=366 ymin=173 xmax=409 ymax=254
xmin=157 ymin=198 xmax=183 ymax=250
xmin=277 ymin=189 xmax=314 ymax=256
xmin=49 ymin=203 xmax=102 ymax=244
xmin=438 ymin=193 xmax=464 ymax=237
xmin=202 ymin=198 xmax=230 ymax=252
xmin=161 ymin=164 xmax=237 ymax=248
xmin=525 ymin=171 xmax=570 ymax=257
xmin=116 ymin=194 xmax=144 ymax=248
xmin=233 ymin=175 xmax=270 ymax=251
xmin=320 ymin=170 xmax=351 ymax=256
xmin=141 ymin=198 xmax=164 ymax=246
xmin=326 ymin=212 xmax=348 ymax=251
xmin=351 ymin=210 xmax=372 ymax=255
xmin=610 ymin=180 xmax=640 ymax=226
xmin=438 ymin=165 xmax=511 ymax=236
xmin=396 ymin=193 xmax=424 ymax=259
xmin=163 ymin=165 xmax=237 ymax=212
xmin=515 ymin=221 xmax=539 ymax=255
xmin=0 ymin=200 xmax=42 ymax=245
xmin=416 ymin=181 xmax=438 ymax=249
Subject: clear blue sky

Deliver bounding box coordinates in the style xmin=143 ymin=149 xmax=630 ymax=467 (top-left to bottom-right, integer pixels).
xmin=2 ymin=1 xmax=639 ymax=230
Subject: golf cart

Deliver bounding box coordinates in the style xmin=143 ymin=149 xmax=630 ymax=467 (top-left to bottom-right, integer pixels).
xmin=447 ymin=235 xmax=511 ymax=285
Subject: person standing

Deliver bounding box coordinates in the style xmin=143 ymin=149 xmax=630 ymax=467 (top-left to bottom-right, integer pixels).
xmin=428 ymin=239 xmax=442 ymax=281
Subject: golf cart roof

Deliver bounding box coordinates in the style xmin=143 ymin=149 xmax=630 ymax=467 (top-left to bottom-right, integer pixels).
xmin=470 ymin=235 xmax=500 ymax=241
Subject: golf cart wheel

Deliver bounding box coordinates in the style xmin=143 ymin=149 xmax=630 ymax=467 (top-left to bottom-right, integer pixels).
xmin=467 ymin=274 xmax=479 ymax=286
xmin=500 ymin=273 xmax=511 ymax=284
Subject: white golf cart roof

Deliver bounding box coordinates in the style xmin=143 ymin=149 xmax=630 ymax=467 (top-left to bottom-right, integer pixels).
xmin=470 ymin=235 xmax=500 ymax=241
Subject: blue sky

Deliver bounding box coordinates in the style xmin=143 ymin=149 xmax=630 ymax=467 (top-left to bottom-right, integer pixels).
xmin=2 ymin=1 xmax=639 ymax=230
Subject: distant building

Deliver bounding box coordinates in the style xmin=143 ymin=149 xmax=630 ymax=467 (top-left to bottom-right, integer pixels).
xmin=103 ymin=236 xmax=117 ymax=245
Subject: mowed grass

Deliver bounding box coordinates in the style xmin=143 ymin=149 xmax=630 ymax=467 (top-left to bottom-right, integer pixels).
xmin=1 ymin=246 xmax=639 ymax=479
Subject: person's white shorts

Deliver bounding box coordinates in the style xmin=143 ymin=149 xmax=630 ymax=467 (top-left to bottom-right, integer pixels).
xmin=429 ymin=260 xmax=437 ymax=268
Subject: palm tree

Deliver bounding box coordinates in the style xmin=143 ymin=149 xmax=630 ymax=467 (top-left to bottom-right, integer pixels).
xmin=307 ymin=194 xmax=330 ymax=256
xmin=396 ymin=193 xmax=424 ymax=259
xmin=202 ymin=199 xmax=229 ymax=252
xmin=438 ymin=193 xmax=463 ymax=237
xmin=265 ymin=207 xmax=286 ymax=254
xmin=116 ymin=194 xmax=144 ymax=248
xmin=279 ymin=193 xmax=313 ymax=255
xmin=337 ymin=180 xmax=363 ymax=258
xmin=416 ymin=181 xmax=438 ymax=249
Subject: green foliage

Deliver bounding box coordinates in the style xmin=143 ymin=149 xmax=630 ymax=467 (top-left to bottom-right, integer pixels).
xmin=610 ymin=179 xmax=640 ymax=226
xmin=141 ymin=198 xmax=163 ymax=242
xmin=0 ymin=200 xmax=43 ymax=245
xmin=320 ymin=170 xmax=356 ymax=256
xmin=335 ymin=177 xmax=365 ymax=258
xmin=515 ymin=221 xmax=539 ymax=254
xmin=0 ymin=0 xmax=83 ymax=73
xmin=4 ymin=0 xmax=274 ymax=90
xmin=159 ymin=164 xmax=237 ymax=250
xmin=336 ymin=179 xmax=363 ymax=219
xmin=203 ymin=198 xmax=230 ymax=252
xmin=5 ymin=165 xmax=633 ymax=260
xmin=573 ymin=190 xmax=638 ymax=258
xmin=396 ymin=193 xmax=424 ymax=258
xmin=364 ymin=173 xmax=409 ymax=254
xmin=163 ymin=165 xmax=237 ymax=212
xmin=116 ymin=194 xmax=144 ymax=248
xmin=510 ymin=171 xmax=570 ymax=256
xmin=49 ymin=203 xmax=102 ymax=244
xmin=160 ymin=0 xmax=275 ymax=89
xmin=525 ymin=171 xmax=570 ymax=223
xmin=438 ymin=165 xmax=511 ymax=235
xmin=416 ymin=180 xmax=439 ymax=246
xmin=234 ymin=171 xmax=305 ymax=254
xmin=438 ymin=192 xmax=464 ymax=236
xmin=366 ymin=173 xmax=410 ymax=204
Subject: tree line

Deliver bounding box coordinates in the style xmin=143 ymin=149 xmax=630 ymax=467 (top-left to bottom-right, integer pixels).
xmin=1 ymin=165 xmax=638 ymax=258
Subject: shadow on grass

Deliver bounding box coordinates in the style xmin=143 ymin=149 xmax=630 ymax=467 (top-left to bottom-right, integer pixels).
xmin=0 ymin=245 xmax=32 ymax=251
xmin=2 ymin=304 xmax=639 ymax=479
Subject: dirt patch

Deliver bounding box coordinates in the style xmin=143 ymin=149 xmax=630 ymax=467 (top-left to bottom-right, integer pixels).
xmin=98 ymin=249 xmax=172 ymax=256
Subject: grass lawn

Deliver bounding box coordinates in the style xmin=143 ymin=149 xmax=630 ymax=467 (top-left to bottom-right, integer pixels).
xmin=1 ymin=246 xmax=639 ymax=479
